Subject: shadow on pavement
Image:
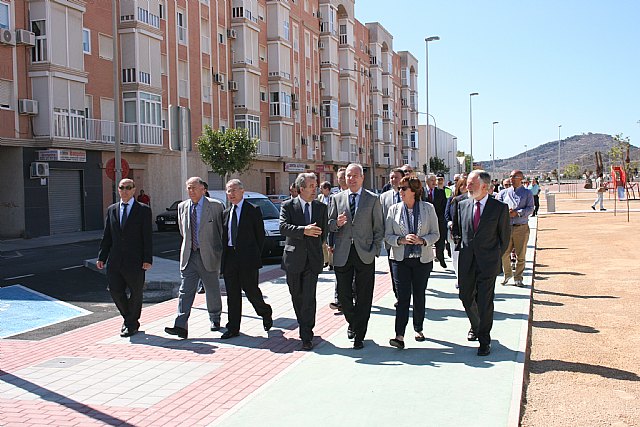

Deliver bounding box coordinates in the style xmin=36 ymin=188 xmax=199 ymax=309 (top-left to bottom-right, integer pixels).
xmin=529 ymin=360 xmax=640 ymax=381
xmin=531 ymin=320 xmax=599 ymax=334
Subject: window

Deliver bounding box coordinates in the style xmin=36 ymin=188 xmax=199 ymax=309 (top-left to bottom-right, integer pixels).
xmin=260 ymin=87 xmax=267 ymax=102
xmin=270 ymin=92 xmax=292 ymax=117
xmin=177 ymin=11 xmax=186 ymax=44
xmin=139 ymin=92 xmax=162 ymax=126
xmin=159 ymin=1 xmax=165 ymax=19
xmin=0 ymin=2 xmax=9 ymax=29
xmin=235 ymin=114 xmax=260 ymax=139
xmin=82 ymin=28 xmax=91 ymax=54
xmin=0 ymin=79 xmax=13 ymax=110
xmin=31 ymin=20 xmax=47 ymax=62
xmin=218 ymin=32 xmax=224 ymax=44
xmin=160 ymin=54 xmax=167 ymax=75
xmin=201 ymin=18 xmax=210 ymax=54
xmin=99 ymin=33 xmax=113 ymax=60
xmin=178 ymin=60 xmax=188 ymax=97
xmin=283 ymin=19 xmax=289 ymax=41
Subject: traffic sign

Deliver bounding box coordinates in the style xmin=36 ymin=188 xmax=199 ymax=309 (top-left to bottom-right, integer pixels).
xmin=105 ymin=157 xmax=130 ymax=181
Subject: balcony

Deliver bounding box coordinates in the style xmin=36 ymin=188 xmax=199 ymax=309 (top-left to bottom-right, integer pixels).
xmin=52 ymin=113 xmax=162 ymax=146
xmin=258 ymin=140 xmax=281 ymax=157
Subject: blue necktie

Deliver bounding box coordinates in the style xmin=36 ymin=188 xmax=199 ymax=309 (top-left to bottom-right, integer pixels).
xmin=121 ymin=203 xmax=128 ymax=227
xmin=349 ymin=193 xmax=357 ymax=220
xmin=304 ymin=202 xmax=311 ymax=225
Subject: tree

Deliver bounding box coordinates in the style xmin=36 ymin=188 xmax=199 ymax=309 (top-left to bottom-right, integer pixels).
xmin=429 ymin=156 xmax=450 ymax=175
xmin=609 ymin=133 xmax=630 ymax=165
xmin=563 ymin=163 xmax=580 ymax=179
xmin=196 ymin=126 xmax=258 ymax=181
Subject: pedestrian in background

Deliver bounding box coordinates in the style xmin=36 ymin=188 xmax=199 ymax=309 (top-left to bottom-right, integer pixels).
xmin=317 ymin=181 xmax=333 ymax=268
xmin=328 ymin=167 xmax=348 ymax=310
xmin=527 ymin=178 xmax=540 ymax=216
xmin=380 ymin=168 xmax=406 ymax=305
xmin=97 ymin=178 xmax=153 ymax=338
xmin=445 ymin=177 xmax=469 ymax=288
xmin=137 ymin=189 xmax=150 ymax=205
xmin=385 ymin=176 xmax=439 ymax=349
xmin=591 ymin=173 xmax=607 ymax=211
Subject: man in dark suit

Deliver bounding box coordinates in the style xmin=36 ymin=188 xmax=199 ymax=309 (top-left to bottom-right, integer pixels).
xmin=164 ymin=177 xmax=224 ymax=340
xmin=220 ymin=179 xmax=273 ymax=339
xmin=454 ymin=170 xmax=511 ymax=356
xmin=424 ymin=174 xmax=448 ymax=269
xmin=328 ymin=163 xmax=384 ymax=349
xmin=280 ymin=173 xmax=328 ymax=350
xmin=97 ymin=178 xmax=153 ymax=338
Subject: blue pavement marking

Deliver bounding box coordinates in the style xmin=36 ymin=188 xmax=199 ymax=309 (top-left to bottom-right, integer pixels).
xmin=0 ymin=285 xmax=91 ymax=338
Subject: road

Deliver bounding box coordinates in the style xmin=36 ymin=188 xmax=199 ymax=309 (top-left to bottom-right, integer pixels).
xmin=0 ymin=231 xmax=282 ymax=340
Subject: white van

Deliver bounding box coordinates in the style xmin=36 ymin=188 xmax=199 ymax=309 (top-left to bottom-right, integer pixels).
xmin=208 ymin=190 xmax=284 ymax=258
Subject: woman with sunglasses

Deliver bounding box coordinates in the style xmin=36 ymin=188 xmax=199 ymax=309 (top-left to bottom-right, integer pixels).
xmin=384 ymin=176 xmax=440 ymax=349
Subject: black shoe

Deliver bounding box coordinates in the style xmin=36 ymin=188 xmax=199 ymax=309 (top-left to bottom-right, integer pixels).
xmin=263 ymin=316 xmax=273 ymax=331
xmin=324 ymin=262 xmax=329 ymax=268
xmin=591 ymin=205 xmax=595 ymax=210
xmin=210 ymin=321 xmax=221 ymax=332
xmin=221 ymin=330 xmax=240 ymax=339
xmin=329 ymin=302 xmax=341 ymax=310
xmin=477 ymin=344 xmax=491 ymax=356
xmin=328 ymin=265 xmax=333 ymax=271
xmin=389 ymin=338 xmax=405 ymax=349
xmin=301 ymin=340 xmax=314 ymax=351
xmin=197 ymin=286 xmax=205 ymax=294
xmin=439 ymin=259 xmax=447 ymax=269
xmin=120 ymin=323 xmax=127 ymax=333
xmin=353 ymin=340 xmax=364 ymax=350
xmin=164 ymin=326 xmax=188 ymax=339
xmin=467 ymin=329 xmax=478 ymax=341
xmin=347 ymin=328 xmax=355 ymax=339
xmin=120 ymin=327 xmax=138 ymax=338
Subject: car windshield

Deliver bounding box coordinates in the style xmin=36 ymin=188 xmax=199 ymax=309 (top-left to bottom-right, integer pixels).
xmin=169 ymin=201 xmax=180 ymax=210
xmin=245 ymin=198 xmax=280 ymax=220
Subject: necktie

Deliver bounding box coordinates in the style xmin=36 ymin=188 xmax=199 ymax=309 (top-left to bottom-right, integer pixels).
xmin=473 ymin=201 xmax=481 ymax=233
xmin=349 ymin=193 xmax=357 ymax=220
xmin=191 ymin=203 xmax=198 ymax=251
xmin=395 ymin=192 xmax=400 ymax=204
xmin=304 ymin=202 xmax=311 ymax=225
xmin=429 ymin=189 xmax=434 ymax=202
xmin=231 ymin=205 xmax=238 ymax=247
xmin=121 ymin=203 xmax=128 ymax=228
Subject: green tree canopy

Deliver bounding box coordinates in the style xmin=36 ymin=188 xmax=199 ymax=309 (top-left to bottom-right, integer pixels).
xmin=196 ymin=126 xmax=258 ymax=179
xmin=428 ymin=156 xmax=450 ymax=175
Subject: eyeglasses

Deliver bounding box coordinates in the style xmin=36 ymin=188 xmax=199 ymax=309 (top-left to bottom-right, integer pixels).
xmin=118 ymin=185 xmax=134 ymax=190
xmin=399 ymin=186 xmax=410 ymax=191
xmin=510 ymin=175 xmax=523 ymax=179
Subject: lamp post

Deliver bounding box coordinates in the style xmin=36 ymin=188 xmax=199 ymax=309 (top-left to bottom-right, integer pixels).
xmin=524 ymin=144 xmax=528 ymax=175
xmin=112 ymin=0 xmax=122 ymax=187
xmin=452 ymin=137 xmax=458 ymax=173
xmin=447 ymin=150 xmax=452 ymax=180
xmin=492 ymin=121 xmax=498 ymax=174
xmin=425 ymin=36 xmax=439 ymax=172
xmin=557 ymin=124 xmax=562 ymax=190
xmin=469 ymin=92 xmax=479 ymax=172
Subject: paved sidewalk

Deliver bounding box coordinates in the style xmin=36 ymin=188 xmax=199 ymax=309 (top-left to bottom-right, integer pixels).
xmin=0 ymin=220 xmax=537 ymax=426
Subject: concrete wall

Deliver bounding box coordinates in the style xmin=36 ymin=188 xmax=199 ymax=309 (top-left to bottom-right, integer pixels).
xmin=0 ymin=147 xmax=26 ymax=238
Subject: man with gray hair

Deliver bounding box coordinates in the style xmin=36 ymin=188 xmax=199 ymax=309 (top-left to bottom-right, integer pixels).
xmin=280 ymin=173 xmax=328 ymax=350
xmin=453 ymin=170 xmax=510 ymax=356
xmin=165 ymin=177 xmax=224 ymax=339
xmin=329 ymin=163 xmax=384 ymax=350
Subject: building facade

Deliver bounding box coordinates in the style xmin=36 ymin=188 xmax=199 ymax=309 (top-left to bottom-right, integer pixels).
xmin=418 ymin=124 xmax=459 ymax=182
xmin=0 ymin=0 xmax=419 ymax=238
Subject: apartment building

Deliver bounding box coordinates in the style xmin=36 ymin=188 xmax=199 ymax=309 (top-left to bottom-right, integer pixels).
xmin=0 ymin=0 xmax=419 ymax=238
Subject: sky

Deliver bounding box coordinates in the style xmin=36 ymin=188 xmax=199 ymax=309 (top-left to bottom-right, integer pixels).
xmin=355 ymin=0 xmax=640 ymax=161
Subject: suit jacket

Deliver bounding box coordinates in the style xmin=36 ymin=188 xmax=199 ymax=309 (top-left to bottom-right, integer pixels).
xmin=455 ymin=196 xmax=511 ymax=279
xmin=424 ymin=187 xmax=447 ymax=224
xmin=328 ymin=188 xmax=384 ymax=266
xmin=279 ymin=198 xmax=328 ymax=274
xmin=379 ymin=189 xmax=401 ymax=250
xmin=178 ymin=197 xmax=224 ymax=272
xmin=316 ymin=193 xmax=332 ymax=205
xmin=98 ymin=200 xmax=153 ymax=272
xmin=384 ymin=201 xmax=440 ymax=263
xmin=222 ymin=201 xmax=265 ymax=272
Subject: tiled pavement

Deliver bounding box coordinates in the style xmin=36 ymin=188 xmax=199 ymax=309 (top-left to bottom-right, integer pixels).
xmin=0 ymin=219 xmax=537 ymax=426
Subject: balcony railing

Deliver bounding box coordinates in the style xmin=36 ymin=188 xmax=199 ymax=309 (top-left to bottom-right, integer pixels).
xmin=52 ymin=116 xmax=163 ymax=146
xmin=258 ymin=140 xmax=281 ymax=157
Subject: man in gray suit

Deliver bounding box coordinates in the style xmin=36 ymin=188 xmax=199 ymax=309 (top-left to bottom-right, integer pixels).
xmin=280 ymin=173 xmax=328 ymax=351
xmin=165 ymin=177 xmax=224 ymax=339
xmin=379 ymin=168 xmax=406 ymax=302
xmin=329 ymin=163 xmax=384 ymax=349
xmin=454 ymin=170 xmax=511 ymax=356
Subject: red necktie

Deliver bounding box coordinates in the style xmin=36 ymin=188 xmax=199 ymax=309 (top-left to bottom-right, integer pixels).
xmin=473 ymin=201 xmax=481 ymax=233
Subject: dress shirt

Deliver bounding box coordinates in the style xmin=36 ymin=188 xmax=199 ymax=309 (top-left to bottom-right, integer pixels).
xmin=298 ymin=197 xmax=313 ymax=220
xmin=120 ymin=199 xmax=134 ymax=224
xmin=347 ymin=188 xmax=363 ymax=213
xmin=496 ymin=185 xmax=534 ymax=225
xmin=321 ymin=194 xmax=330 ymax=205
xmin=473 ymin=194 xmax=489 ymax=218
xmin=191 ymin=196 xmax=204 ymax=238
xmin=227 ymin=199 xmax=244 ymax=247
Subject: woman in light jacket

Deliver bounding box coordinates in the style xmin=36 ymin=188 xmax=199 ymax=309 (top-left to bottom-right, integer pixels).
xmin=385 ymin=176 xmax=440 ymax=349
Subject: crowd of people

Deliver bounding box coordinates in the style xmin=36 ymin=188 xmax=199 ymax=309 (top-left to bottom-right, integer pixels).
xmin=96 ymin=164 xmax=536 ymax=357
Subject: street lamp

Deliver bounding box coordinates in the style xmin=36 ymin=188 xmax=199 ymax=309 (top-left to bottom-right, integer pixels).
xmin=112 ymin=0 xmax=122 ymax=186
xmin=492 ymin=121 xmax=499 ymax=174
xmin=452 ymin=137 xmax=458 ymax=173
xmin=425 ymin=36 xmax=439 ymax=171
xmin=524 ymin=144 xmax=528 ymax=175
xmin=469 ymin=92 xmax=479 ymax=172
xmin=447 ymin=150 xmax=452 ymax=179
xmin=557 ymin=124 xmax=562 ymax=190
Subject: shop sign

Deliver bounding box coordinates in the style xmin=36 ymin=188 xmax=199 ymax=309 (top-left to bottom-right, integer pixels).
xmin=284 ymin=162 xmax=306 ymax=172
xmin=37 ymin=149 xmax=87 ymax=162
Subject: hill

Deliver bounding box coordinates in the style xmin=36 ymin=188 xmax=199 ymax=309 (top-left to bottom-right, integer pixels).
xmin=480 ymin=133 xmax=639 ymax=177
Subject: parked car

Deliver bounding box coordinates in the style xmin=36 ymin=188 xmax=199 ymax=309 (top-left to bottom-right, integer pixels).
xmin=209 ymin=190 xmax=285 ymax=258
xmin=155 ymin=201 xmax=181 ymax=231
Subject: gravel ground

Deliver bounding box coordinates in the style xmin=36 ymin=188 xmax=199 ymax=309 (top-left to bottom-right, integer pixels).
xmin=521 ymin=191 xmax=640 ymax=426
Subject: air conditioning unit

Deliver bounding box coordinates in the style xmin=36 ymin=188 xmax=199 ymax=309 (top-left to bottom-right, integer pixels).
xmin=30 ymin=162 xmax=49 ymax=178
xmin=358 ymin=147 xmax=363 ymax=154
xmin=213 ymin=73 xmax=224 ymax=84
xmin=227 ymin=29 xmax=237 ymax=39
xmin=312 ymin=134 xmax=319 ymax=141
xmin=312 ymin=107 xmax=318 ymax=114
xmin=365 ymin=124 xmax=371 ymax=130
xmin=228 ymin=80 xmax=238 ymax=91
xmin=15 ymin=29 xmax=36 ymax=46
xmin=0 ymin=28 xmax=15 ymax=46
xmin=292 ymin=101 xmax=299 ymax=110
xmin=318 ymin=41 xmax=325 ymax=49
xmin=319 ymin=81 xmax=325 ymax=90
xmin=321 ymin=151 xmax=326 ymax=156
xmin=301 ymin=138 xmax=307 ymax=145
xmin=355 ymin=119 xmax=359 ymax=127
xmin=18 ymin=99 xmax=39 ymax=115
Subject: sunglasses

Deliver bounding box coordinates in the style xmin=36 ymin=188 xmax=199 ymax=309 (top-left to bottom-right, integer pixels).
xmin=399 ymin=186 xmax=410 ymax=191
xmin=510 ymin=175 xmax=523 ymax=179
xmin=118 ymin=185 xmax=134 ymax=190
